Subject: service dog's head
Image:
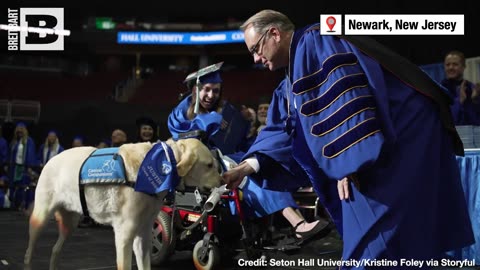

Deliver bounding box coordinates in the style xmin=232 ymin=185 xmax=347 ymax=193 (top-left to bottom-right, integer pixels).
xmin=168 ymin=138 xmax=222 ymax=192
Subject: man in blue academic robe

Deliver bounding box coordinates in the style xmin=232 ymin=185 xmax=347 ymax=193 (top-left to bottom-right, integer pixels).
xmin=224 ymin=10 xmax=475 ymax=267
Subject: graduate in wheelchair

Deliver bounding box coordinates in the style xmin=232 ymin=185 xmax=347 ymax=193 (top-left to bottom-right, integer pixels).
xmin=152 ymin=63 xmax=331 ymax=268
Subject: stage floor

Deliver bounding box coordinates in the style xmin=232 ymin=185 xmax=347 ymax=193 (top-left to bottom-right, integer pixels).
xmin=0 ymin=209 xmax=343 ymax=270
xmin=1 ymin=209 xmax=477 ymax=270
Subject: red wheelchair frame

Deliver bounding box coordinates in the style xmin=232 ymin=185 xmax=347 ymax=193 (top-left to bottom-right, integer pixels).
xmin=152 ymin=184 xmax=300 ymax=270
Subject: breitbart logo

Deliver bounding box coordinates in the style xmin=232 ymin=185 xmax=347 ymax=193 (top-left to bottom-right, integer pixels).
xmin=6 ymin=8 xmax=65 ymax=51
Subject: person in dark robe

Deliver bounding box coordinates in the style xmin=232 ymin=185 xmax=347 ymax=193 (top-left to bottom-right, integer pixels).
xmin=135 ymin=117 xmax=158 ymax=143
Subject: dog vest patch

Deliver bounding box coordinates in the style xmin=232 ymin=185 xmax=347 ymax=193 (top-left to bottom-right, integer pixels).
xmin=79 ymin=148 xmax=127 ymax=185
xmin=135 ymin=141 xmax=179 ymax=195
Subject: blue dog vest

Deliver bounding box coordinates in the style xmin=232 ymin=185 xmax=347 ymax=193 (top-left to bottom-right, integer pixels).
xmin=79 ymin=148 xmax=127 ymax=185
xmin=77 ymin=143 xmax=178 ymax=218
xmin=79 ymin=142 xmax=178 ymax=196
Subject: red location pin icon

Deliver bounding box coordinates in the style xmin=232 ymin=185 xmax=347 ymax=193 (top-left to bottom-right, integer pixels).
xmin=326 ymin=16 xmax=336 ymax=32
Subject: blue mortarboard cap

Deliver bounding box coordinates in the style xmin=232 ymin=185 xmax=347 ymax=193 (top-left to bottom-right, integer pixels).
xmin=184 ymin=62 xmax=223 ymax=84
xmin=199 ymin=70 xmax=222 ymax=84
xmin=183 ymin=62 xmax=224 ymax=114
xmin=16 ymin=122 xmax=26 ymax=128
xmin=47 ymin=129 xmax=58 ymax=136
xmin=102 ymin=138 xmax=111 ymax=145
xmin=73 ymin=135 xmax=84 ymax=142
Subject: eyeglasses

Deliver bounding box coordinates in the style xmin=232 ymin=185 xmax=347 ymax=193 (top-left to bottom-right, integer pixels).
xmin=249 ymin=29 xmax=270 ymax=56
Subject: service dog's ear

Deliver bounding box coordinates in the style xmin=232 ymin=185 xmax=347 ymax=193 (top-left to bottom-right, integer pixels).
xmin=175 ymin=140 xmax=197 ymax=177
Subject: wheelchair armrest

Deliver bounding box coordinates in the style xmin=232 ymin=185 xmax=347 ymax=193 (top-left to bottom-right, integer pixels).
xmin=177 ymin=130 xmax=207 ymax=141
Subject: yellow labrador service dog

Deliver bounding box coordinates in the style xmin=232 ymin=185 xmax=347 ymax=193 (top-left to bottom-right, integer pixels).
xmin=24 ymin=138 xmax=222 ymax=270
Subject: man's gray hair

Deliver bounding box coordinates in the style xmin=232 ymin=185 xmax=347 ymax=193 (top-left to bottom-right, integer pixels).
xmin=240 ymin=10 xmax=295 ymax=34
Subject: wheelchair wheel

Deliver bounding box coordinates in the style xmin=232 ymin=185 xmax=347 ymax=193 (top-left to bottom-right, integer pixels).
xmin=151 ymin=211 xmax=175 ymax=266
xmin=192 ymin=240 xmax=220 ymax=270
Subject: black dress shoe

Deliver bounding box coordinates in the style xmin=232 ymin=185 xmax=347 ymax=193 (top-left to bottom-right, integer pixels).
xmin=294 ymin=219 xmax=332 ymax=245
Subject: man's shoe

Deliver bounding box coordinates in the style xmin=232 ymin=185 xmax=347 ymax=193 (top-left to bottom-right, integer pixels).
xmin=294 ymin=219 xmax=332 ymax=245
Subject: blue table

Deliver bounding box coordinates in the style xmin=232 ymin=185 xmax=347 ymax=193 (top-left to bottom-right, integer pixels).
xmin=452 ymin=149 xmax=480 ymax=263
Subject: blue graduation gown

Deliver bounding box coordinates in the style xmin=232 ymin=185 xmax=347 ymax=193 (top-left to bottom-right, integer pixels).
xmin=287 ymin=24 xmax=474 ymax=265
xmin=244 ymin=79 xmax=342 ymax=229
xmin=245 ymin=79 xmax=309 ymax=190
xmin=168 ymin=95 xmax=223 ymax=141
xmin=7 ymin=137 xmax=38 ymax=209
xmin=167 ymin=96 xmax=297 ymax=218
xmin=0 ymin=137 xmax=7 ymax=165
xmin=0 ymin=189 xmax=7 ymax=208
xmin=38 ymin=143 xmax=65 ymax=166
xmin=8 ymin=137 xmax=38 ymax=184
